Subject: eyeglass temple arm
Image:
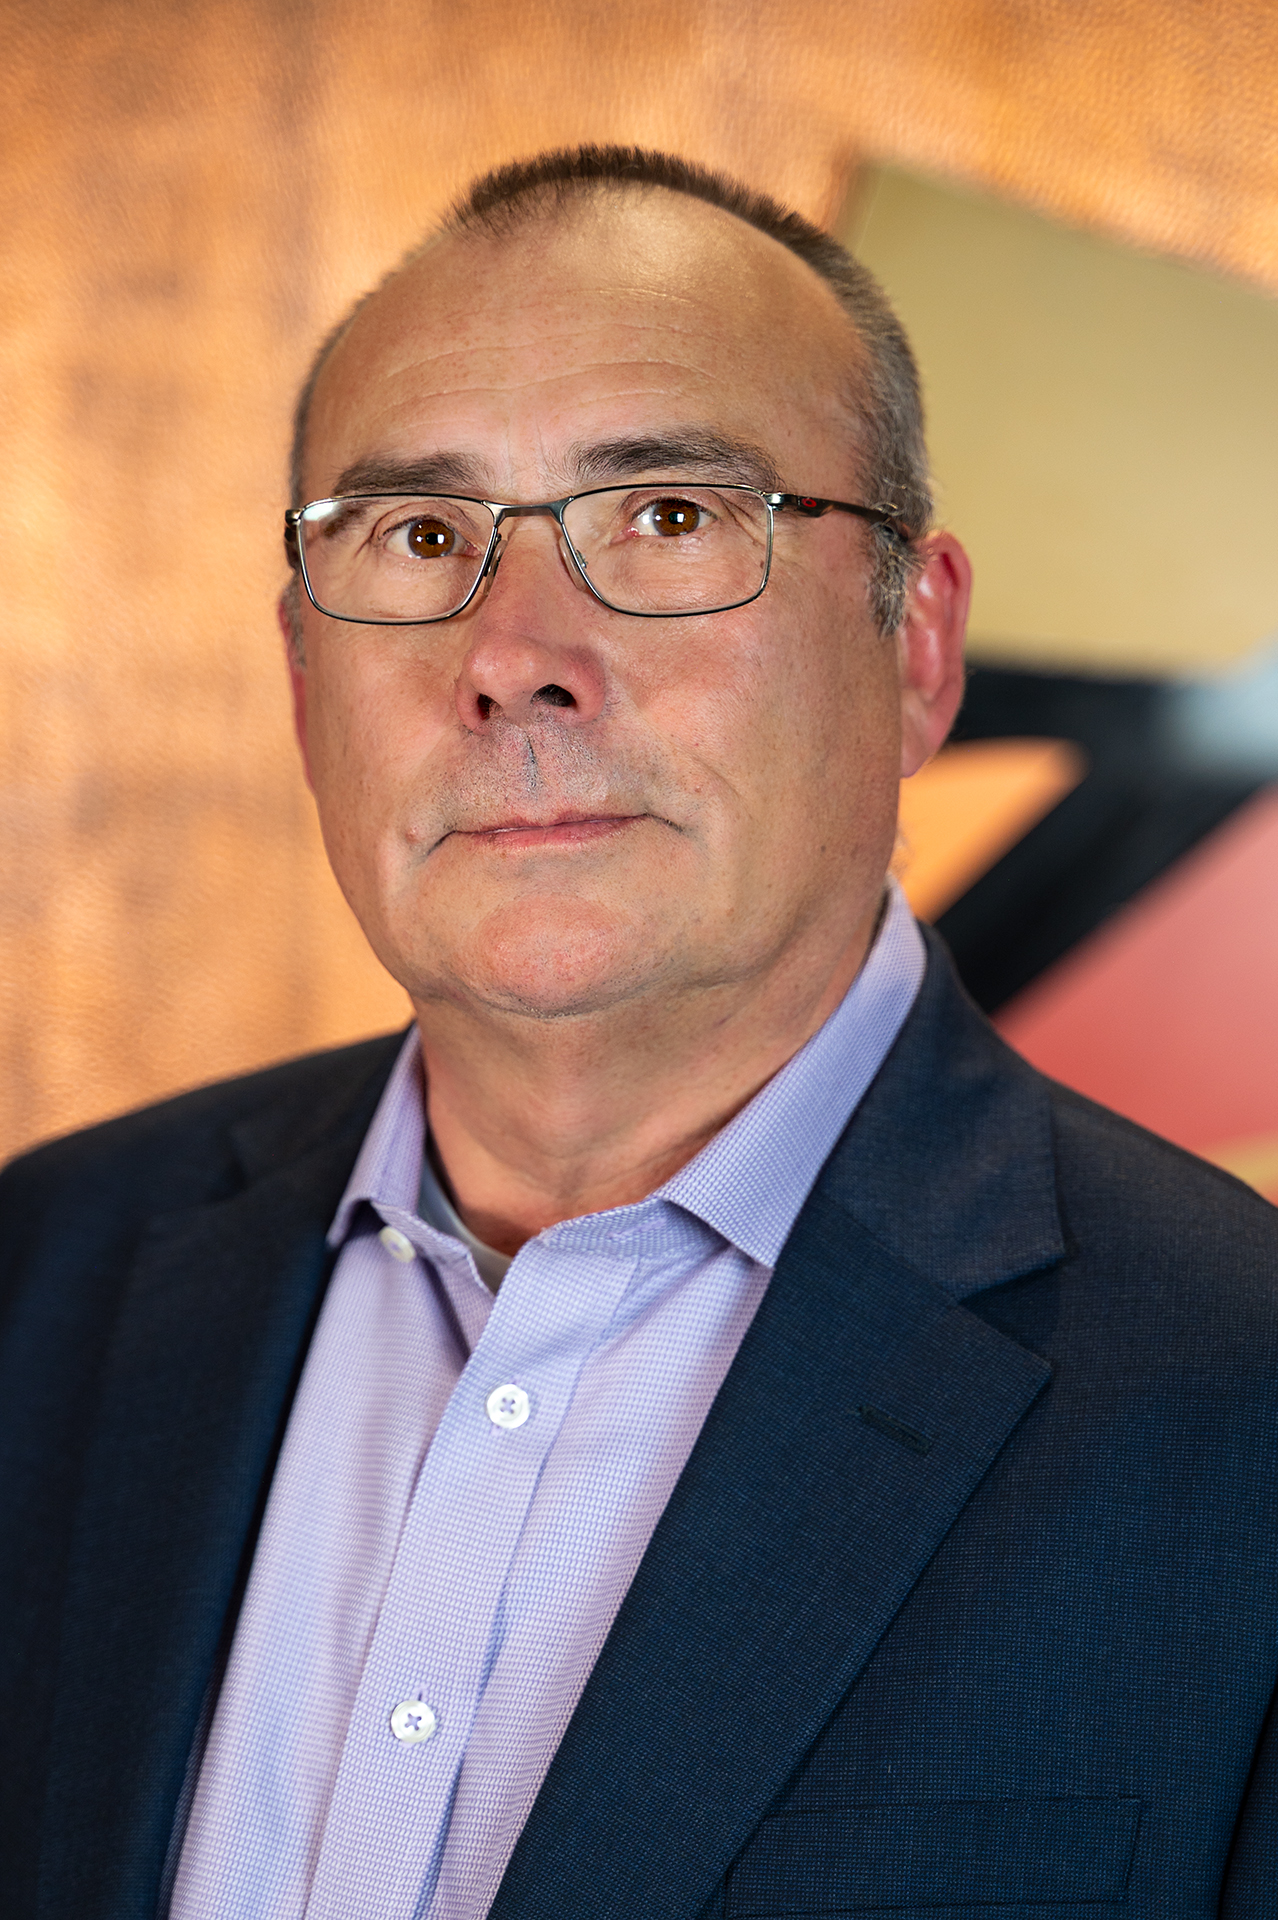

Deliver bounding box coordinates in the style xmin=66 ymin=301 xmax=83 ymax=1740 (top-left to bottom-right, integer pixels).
xmin=766 ymin=493 xmax=912 ymax=541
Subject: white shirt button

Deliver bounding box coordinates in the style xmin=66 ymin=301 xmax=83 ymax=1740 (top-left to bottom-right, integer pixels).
xmin=378 ymin=1225 xmax=416 ymax=1264
xmin=486 ymin=1383 xmax=531 ymax=1430
xmin=389 ymin=1699 xmax=437 ymax=1743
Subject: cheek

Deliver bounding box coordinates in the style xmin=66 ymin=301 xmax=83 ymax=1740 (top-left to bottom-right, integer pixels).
xmin=622 ymin=583 xmax=899 ymax=834
xmin=300 ymin=645 xmax=451 ymax=889
xmin=305 ymin=641 xmax=438 ymax=791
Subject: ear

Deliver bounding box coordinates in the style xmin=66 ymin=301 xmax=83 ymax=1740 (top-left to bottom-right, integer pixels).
xmin=897 ymin=530 xmax=971 ymax=778
xmin=278 ymin=592 xmax=315 ymax=790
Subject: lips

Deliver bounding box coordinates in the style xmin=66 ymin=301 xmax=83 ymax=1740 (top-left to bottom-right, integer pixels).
xmin=457 ymin=812 xmax=643 ymax=849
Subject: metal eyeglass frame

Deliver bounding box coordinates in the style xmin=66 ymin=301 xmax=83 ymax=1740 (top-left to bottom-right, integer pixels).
xmin=283 ymin=485 xmax=910 ymax=625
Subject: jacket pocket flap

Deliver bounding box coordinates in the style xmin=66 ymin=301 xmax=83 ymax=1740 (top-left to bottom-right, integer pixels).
xmin=725 ymin=1795 xmax=1143 ymax=1913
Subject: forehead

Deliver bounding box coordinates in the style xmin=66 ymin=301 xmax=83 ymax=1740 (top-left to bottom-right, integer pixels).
xmin=304 ymin=192 xmax=862 ymax=497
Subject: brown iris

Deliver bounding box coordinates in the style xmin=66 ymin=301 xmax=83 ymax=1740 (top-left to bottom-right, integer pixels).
xmin=406 ymin=517 xmax=456 ymax=558
xmin=650 ymin=499 xmax=701 ymax=536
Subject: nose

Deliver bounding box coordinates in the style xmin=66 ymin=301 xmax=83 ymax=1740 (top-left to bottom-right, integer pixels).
xmin=453 ymin=515 xmax=607 ymax=732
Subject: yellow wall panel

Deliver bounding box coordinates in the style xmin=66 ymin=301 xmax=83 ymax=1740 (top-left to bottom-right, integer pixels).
xmin=846 ymin=167 xmax=1278 ymax=671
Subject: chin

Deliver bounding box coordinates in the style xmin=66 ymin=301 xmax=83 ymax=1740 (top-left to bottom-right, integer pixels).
xmin=436 ymin=894 xmax=672 ymax=1021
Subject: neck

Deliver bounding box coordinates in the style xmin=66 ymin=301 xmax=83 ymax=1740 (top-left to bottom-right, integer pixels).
xmin=415 ymin=893 xmax=885 ymax=1256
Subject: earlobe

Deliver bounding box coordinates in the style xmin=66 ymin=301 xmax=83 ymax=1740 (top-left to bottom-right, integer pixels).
xmin=278 ymin=593 xmax=314 ymax=790
xmin=898 ymin=532 xmax=971 ymax=779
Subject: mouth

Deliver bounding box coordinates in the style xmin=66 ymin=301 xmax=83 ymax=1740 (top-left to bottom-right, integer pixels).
xmin=448 ymin=811 xmax=648 ymax=852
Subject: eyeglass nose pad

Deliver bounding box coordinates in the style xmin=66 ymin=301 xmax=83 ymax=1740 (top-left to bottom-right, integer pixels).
xmin=555 ymin=524 xmax=593 ymax=590
xmin=481 ymin=529 xmax=505 ymax=582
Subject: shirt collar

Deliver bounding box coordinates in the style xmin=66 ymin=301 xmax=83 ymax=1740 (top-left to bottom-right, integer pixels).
xmin=327 ymin=1029 xmax=427 ymax=1247
xmin=658 ymin=880 xmax=924 ymax=1265
xmin=328 ymin=880 xmax=924 ymax=1268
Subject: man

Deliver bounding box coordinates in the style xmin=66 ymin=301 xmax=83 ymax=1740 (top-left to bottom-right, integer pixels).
xmin=3 ymin=146 xmax=1278 ymax=1920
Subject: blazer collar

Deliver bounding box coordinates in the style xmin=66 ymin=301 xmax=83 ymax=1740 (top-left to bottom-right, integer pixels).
xmin=823 ymin=924 xmax=1064 ymax=1296
xmin=227 ymin=1031 xmax=409 ymax=1187
xmin=490 ymin=938 xmax=1063 ymax=1920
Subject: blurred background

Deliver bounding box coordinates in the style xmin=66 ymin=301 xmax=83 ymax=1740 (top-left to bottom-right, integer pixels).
xmin=4 ymin=0 xmax=1277 ymax=1190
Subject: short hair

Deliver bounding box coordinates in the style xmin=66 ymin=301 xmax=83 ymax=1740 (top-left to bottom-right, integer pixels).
xmin=289 ymin=145 xmax=932 ymax=633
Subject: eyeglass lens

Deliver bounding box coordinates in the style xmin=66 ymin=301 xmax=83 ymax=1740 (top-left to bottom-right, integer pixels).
xmin=297 ymin=486 xmax=773 ymax=622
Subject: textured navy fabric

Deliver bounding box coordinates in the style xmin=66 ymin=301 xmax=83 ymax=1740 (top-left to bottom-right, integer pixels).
xmin=4 ymin=937 xmax=1278 ymax=1919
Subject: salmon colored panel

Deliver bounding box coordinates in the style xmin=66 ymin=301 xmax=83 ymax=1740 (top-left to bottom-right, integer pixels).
xmin=996 ymin=786 xmax=1278 ymax=1187
xmin=897 ymin=739 xmax=1085 ymax=922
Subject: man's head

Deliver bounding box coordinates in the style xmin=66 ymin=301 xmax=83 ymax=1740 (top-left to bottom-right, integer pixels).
xmin=284 ymin=147 xmax=969 ymax=1036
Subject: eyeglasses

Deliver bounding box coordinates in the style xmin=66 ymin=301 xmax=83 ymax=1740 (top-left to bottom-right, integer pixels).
xmin=283 ymin=484 xmax=908 ymax=625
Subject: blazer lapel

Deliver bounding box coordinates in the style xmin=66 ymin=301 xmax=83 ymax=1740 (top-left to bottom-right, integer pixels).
xmin=40 ymin=1038 xmax=400 ymax=1920
xmin=491 ymin=942 xmax=1064 ymax=1920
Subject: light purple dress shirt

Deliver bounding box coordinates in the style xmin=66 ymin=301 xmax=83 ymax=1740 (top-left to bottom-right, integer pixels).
xmin=170 ymin=884 xmax=925 ymax=1920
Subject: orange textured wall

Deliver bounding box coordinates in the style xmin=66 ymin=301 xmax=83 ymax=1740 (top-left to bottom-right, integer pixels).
xmin=4 ymin=0 xmax=1277 ymax=1159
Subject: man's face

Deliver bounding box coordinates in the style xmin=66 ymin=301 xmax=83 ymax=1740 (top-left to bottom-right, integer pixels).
xmin=293 ymin=194 xmax=947 ymax=1025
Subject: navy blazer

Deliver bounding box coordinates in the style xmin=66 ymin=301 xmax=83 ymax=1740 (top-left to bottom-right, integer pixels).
xmin=4 ymin=934 xmax=1278 ymax=1919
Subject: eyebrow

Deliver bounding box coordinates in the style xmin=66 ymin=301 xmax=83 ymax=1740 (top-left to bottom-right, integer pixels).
xmin=568 ymin=432 xmax=784 ymax=491
xmin=330 ymin=453 xmax=485 ymax=497
xmin=328 ymin=430 xmax=784 ymax=504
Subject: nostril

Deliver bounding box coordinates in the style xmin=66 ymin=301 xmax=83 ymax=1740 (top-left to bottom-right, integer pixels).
xmin=476 ymin=694 xmax=495 ymax=720
xmin=534 ymin=684 xmax=575 ymax=709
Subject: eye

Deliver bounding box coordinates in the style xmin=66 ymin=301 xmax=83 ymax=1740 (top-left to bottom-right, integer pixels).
xmin=401 ymin=516 xmax=456 ymax=559
xmin=639 ymin=497 xmax=703 ymax=537
xmin=375 ymin=501 xmax=489 ymax=562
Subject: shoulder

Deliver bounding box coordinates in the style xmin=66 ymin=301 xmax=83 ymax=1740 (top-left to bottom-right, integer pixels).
xmin=913 ymin=923 xmax=1278 ymax=1251
xmin=1045 ymin=1074 xmax=1278 ymax=1269
xmin=840 ymin=928 xmax=1278 ymax=1300
xmin=0 ymin=1031 xmax=405 ymax=1266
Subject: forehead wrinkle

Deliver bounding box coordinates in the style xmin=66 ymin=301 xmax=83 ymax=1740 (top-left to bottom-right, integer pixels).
xmin=365 ymin=343 xmax=737 ymax=404
xmin=377 ymin=268 xmax=733 ymax=347
xmin=349 ymin=283 xmax=778 ymax=395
